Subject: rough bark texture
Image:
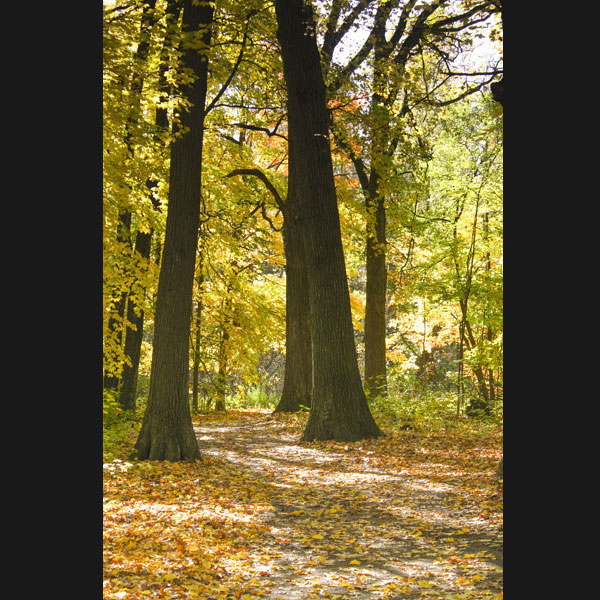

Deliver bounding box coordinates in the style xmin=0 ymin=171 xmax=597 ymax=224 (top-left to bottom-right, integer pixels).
xmin=133 ymin=0 xmax=213 ymax=461
xmin=273 ymin=214 xmax=312 ymax=412
xmin=275 ymin=0 xmax=383 ymax=441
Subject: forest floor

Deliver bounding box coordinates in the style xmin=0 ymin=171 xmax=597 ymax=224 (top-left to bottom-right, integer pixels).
xmin=103 ymin=409 xmax=502 ymax=600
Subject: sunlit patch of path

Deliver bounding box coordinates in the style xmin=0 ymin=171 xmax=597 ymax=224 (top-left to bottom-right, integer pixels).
xmin=194 ymin=412 xmax=502 ymax=599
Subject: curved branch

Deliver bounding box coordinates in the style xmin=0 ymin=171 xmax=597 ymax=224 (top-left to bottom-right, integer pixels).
xmin=230 ymin=117 xmax=288 ymax=141
xmin=204 ymin=16 xmax=251 ymax=116
xmin=224 ymin=168 xmax=286 ymax=211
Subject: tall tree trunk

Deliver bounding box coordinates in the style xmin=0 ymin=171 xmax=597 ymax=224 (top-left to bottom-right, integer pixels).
xmin=275 ymin=0 xmax=383 ymax=442
xmin=274 ymin=212 xmax=312 ymax=412
xmin=104 ymin=210 xmax=133 ymax=391
xmin=104 ymin=0 xmax=158 ymax=392
xmin=215 ymin=320 xmax=229 ymax=412
xmin=363 ymin=172 xmax=387 ymax=399
xmin=118 ymin=230 xmax=152 ymax=410
xmin=362 ymin=20 xmax=393 ymax=402
xmin=133 ymin=0 xmax=213 ymax=461
xmin=118 ymin=0 xmax=181 ymax=411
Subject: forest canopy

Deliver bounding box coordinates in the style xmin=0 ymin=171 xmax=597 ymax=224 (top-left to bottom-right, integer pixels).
xmin=103 ymin=0 xmax=503 ymax=442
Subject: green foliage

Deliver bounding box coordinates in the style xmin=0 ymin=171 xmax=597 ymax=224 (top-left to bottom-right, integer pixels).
xmin=103 ymin=388 xmax=123 ymax=425
xmin=103 ymin=0 xmax=502 ymax=424
xmin=370 ymin=384 xmax=502 ymax=435
xmin=227 ymin=386 xmax=279 ymax=410
xmin=103 ymin=407 xmax=142 ymax=463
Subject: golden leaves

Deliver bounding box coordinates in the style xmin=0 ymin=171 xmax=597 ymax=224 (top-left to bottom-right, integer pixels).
xmin=104 ymin=409 xmax=502 ymax=599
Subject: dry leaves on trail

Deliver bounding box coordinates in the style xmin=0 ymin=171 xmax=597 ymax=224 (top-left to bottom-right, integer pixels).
xmin=103 ymin=409 xmax=502 ymax=600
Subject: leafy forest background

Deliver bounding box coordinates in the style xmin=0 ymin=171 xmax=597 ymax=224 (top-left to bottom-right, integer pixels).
xmin=103 ymin=0 xmax=503 ymax=452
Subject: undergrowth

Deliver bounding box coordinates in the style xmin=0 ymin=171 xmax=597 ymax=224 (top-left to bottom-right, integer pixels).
xmin=103 ymin=383 xmax=502 ymax=462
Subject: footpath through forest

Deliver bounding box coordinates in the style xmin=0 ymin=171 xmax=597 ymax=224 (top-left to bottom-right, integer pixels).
xmin=103 ymin=410 xmax=503 ymax=600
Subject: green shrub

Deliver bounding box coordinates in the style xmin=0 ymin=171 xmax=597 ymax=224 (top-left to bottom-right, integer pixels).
xmin=227 ymin=386 xmax=278 ymax=409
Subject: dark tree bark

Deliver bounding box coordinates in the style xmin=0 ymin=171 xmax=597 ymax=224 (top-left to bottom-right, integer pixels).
xmin=118 ymin=230 xmax=152 ymax=410
xmin=274 ymin=0 xmax=383 ymax=441
xmin=225 ymin=168 xmax=312 ymax=414
xmin=490 ymin=77 xmax=503 ymax=106
xmin=133 ymin=0 xmax=213 ymax=461
xmin=274 ymin=210 xmax=312 ymax=412
xmin=363 ymin=172 xmax=387 ymax=399
xmin=118 ymin=0 xmax=182 ymax=411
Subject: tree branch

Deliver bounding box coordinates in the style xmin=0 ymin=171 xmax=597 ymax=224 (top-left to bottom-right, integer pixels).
xmin=224 ymin=168 xmax=286 ymax=211
xmin=204 ymin=18 xmax=251 ymax=116
xmin=322 ymin=0 xmax=375 ymax=67
xmin=230 ymin=116 xmax=288 ymax=141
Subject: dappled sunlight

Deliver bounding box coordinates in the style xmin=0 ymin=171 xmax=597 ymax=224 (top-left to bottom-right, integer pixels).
xmin=104 ymin=410 xmax=502 ymax=599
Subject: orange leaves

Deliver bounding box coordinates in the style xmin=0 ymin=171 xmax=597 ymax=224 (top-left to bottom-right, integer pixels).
xmin=104 ymin=410 xmax=502 ymax=599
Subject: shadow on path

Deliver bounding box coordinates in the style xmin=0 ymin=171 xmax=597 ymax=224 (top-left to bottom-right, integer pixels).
xmin=194 ymin=413 xmax=502 ymax=599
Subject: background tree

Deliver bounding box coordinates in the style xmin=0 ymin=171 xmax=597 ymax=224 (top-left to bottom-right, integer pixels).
xmin=118 ymin=0 xmax=182 ymax=411
xmin=103 ymin=0 xmax=159 ymax=393
xmin=225 ymin=167 xmax=312 ymax=414
xmin=311 ymin=0 xmax=502 ymax=399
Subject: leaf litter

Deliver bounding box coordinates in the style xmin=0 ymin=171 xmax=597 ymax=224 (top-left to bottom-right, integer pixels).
xmin=104 ymin=409 xmax=502 ymax=599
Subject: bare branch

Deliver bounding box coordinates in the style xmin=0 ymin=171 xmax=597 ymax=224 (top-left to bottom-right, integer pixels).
xmin=204 ymin=17 xmax=251 ymax=116
xmin=322 ymin=0 xmax=375 ymax=66
xmin=230 ymin=116 xmax=288 ymax=141
xmin=427 ymin=75 xmax=496 ymax=107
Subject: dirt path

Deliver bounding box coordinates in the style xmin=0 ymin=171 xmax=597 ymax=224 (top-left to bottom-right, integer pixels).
xmin=194 ymin=413 xmax=502 ymax=599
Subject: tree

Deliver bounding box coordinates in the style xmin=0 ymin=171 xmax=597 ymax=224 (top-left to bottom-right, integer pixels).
xmin=118 ymin=0 xmax=182 ymax=411
xmin=275 ymin=205 xmax=313 ymax=413
xmin=274 ymin=0 xmax=383 ymax=441
xmin=103 ymin=0 xmax=158 ymax=393
xmin=133 ymin=0 xmax=214 ymax=461
xmin=320 ymin=0 xmax=502 ymax=399
xmin=225 ymin=167 xmax=312 ymax=414
xmin=412 ymin=97 xmax=502 ymax=412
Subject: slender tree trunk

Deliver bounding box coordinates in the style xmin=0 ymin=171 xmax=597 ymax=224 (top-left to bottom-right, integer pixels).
xmin=191 ymin=285 xmax=203 ymax=413
xmin=104 ymin=0 xmax=158 ymax=392
xmin=104 ymin=210 xmax=133 ymax=391
xmin=133 ymin=0 xmax=213 ymax=461
xmin=214 ymin=289 xmax=232 ymax=413
xmin=275 ymin=0 xmax=382 ymax=441
xmin=274 ymin=213 xmax=312 ymax=412
xmin=215 ymin=321 xmax=229 ymax=412
xmin=364 ymin=173 xmax=387 ymax=399
xmin=118 ymin=0 xmax=181 ymax=411
xmin=118 ymin=230 xmax=152 ymax=410
xmin=362 ymin=25 xmax=393 ymax=401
